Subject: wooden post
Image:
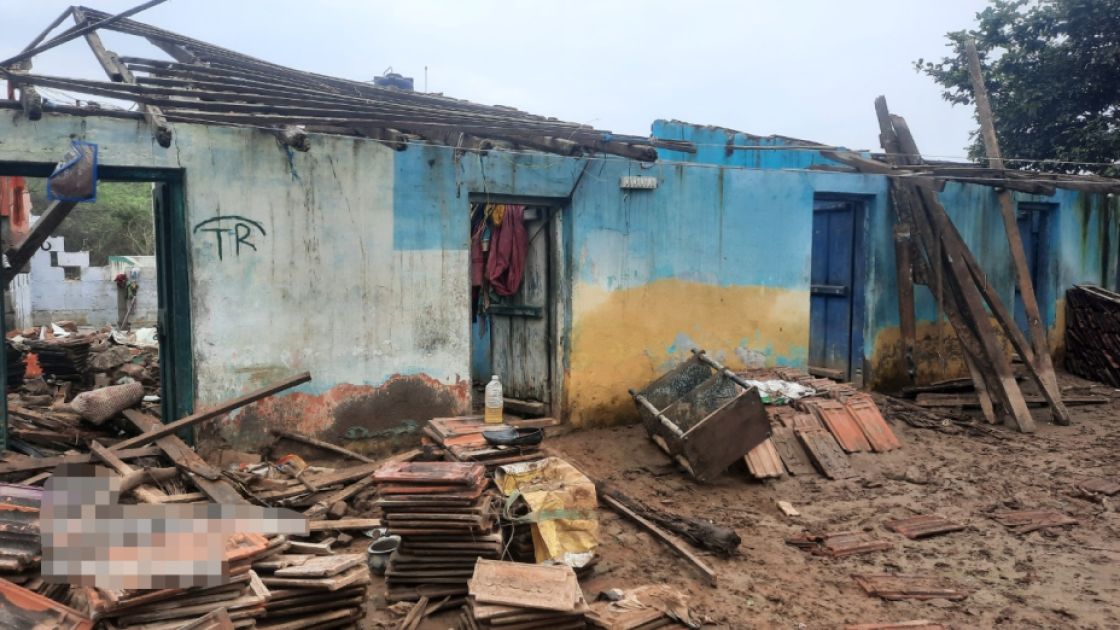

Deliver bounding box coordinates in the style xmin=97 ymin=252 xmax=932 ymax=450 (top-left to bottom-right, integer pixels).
xmin=875 ymin=96 xmax=1037 ymax=432
xmin=964 ymin=39 xmax=1069 ymax=425
xmin=0 ymin=0 xmax=170 ymax=68
xmin=4 ymin=200 xmax=77 ymax=286
xmin=72 ymin=6 xmax=172 ymax=148
xmin=111 ymin=372 xmax=311 ymax=451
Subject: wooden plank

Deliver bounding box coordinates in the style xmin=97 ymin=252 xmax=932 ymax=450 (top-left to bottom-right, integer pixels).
xmin=769 ymin=426 xmax=816 ymax=476
xmin=600 ymin=494 xmax=717 ymax=586
xmin=501 ymin=397 xmax=545 ymax=416
xmin=259 ymin=565 xmax=370 ymax=591
xmin=468 ymin=558 xmax=579 ymax=611
xmin=964 ymin=38 xmax=1069 ymax=426
xmin=743 ymin=439 xmax=785 ymax=479
xmin=120 ymin=410 xmax=248 ymax=505
xmin=71 ymin=6 xmax=172 ymax=147
xmin=0 ymin=446 xmax=160 ymax=475
xmin=0 ymin=0 xmax=170 ymax=67
xmin=254 ymin=463 xmax=380 ymax=502
xmin=270 ymin=429 xmax=374 ymax=463
xmin=963 ymin=351 xmax=999 ymax=425
xmin=112 ymin=372 xmax=311 ymax=451
xmin=273 ymin=554 xmax=363 ymax=578
xmin=398 ymin=595 xmax=428 ymax=630
xmin=795 ymin=427 xmax=855 ymax=480
xmin=880 ymin=100 xmax=1036 ymax=433
xmin=158 ymin=491 xmax=207 ymax=503
xmin=897 ymin=119 xmax=1036 ymax=431
xmin=372 ymin=461 xmax=483 ymax=485
xmin=915 ymin=393 xmax=1106 ymax=409
xmin=176 ymin=607 xmax=234 ymax=630
xmin=88 ymin=440 xmax=167 ymax=504
xmin=893 ymin=222 xmax=917 ymax=381
xmin=308 ymin=518 xmax=381 ymax=532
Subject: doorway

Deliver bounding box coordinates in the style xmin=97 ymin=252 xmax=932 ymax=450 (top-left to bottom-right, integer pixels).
xmin=808 ymin=196 xmax=866 ymax=383
xmin=469 ymin=197 xmax=564 ymax=418
xmin=1013 ymin=202 xmax=1056 ymax=334
xmin=0 ymin=163 xmax=192 ymax=450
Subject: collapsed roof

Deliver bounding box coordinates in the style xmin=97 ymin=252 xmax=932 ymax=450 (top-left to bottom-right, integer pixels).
xmin=1 ymin=4 xmax=693 ymax=160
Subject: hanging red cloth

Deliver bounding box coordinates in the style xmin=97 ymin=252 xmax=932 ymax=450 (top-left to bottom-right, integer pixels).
xmin=486 ymin=204 xmax=527 ymax=296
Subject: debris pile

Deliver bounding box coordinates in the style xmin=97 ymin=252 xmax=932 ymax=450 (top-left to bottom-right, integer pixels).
xmin=79 ymin=534 xmax=276 ymax=628
xmin=0 ymin=373 xmax=323 ymax=628
xmin=587 ymin=584 xmax=699 ymax=630
xmin=740 ymin=367 xmax=901 ymax=481
xmin=373 ymin=461 xmax=502 ymax=604
xmin=0 ymin=484 xmax=43 ymax=586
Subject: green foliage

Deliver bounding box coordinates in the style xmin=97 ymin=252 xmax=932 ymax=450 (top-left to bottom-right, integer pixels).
xmin=26 ymin=179 xmax=155 ymax=266
xmin=916 ymin=0 xmax=1120 ymax=175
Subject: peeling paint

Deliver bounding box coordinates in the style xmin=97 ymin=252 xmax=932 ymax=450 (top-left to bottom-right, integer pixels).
xmin=198 ymin=373 xmax=469 ymax=454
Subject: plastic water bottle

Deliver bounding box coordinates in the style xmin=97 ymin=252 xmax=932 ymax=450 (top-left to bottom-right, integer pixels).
xmin=484 ymin=375 xmax=504 ymax=424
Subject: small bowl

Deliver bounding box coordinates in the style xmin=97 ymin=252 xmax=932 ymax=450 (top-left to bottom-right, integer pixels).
xmin=366 ymin=535 xmax=401 ymax=576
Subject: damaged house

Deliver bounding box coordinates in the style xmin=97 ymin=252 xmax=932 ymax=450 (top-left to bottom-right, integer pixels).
xmin=1 ymin=6 xmax=1119 ymax=456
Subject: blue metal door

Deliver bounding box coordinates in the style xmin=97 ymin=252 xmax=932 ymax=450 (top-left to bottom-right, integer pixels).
xmin=809 ymin=200 xmax=857 ymax=380
xmin=1013 ymin=204 xmax=1051 ymax=334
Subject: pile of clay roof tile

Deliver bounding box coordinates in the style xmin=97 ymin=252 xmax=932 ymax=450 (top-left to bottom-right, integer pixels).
xmin=374 ymin=461 xmax=503 ymax=604
xmin=460 ymin=559 xmax=588 ymax=630
xmin=82 ymin=533 xmax=276 ymax=629
xmin=25 ymin=337 xmax=91 ymax=382
xmin=0 ymin=483 xmax=42 ymax=584
xmin=252 ymin=550 xmax=370 ymax=629
xmin=739 ymin=368 xmax=901 ymax=481
xmin=422 ymin=416 xmax=552 ymax=467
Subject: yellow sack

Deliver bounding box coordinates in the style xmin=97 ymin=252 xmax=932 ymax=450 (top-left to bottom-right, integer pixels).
xmin=495 ymin=457 xmax=598 ymax=568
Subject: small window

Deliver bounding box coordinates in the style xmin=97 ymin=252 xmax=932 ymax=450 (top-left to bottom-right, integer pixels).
xmin=63 ymin=266 xmax=81 ymax=281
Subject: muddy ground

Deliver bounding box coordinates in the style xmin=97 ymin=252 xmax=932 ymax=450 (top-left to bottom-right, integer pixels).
xmin=362 ymin=374 xmax=1120 ymax=629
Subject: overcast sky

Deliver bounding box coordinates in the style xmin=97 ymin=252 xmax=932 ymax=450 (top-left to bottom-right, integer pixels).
xmin=2 ymin=1 xmax=988 ymax=158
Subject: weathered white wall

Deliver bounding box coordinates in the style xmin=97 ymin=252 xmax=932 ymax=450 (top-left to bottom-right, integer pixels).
xmin=8 ymin=273 xmax=30 ymax=330
xmin=0 ymin=110 xmax=471 ymax=449
xmin=22 ymin=235 xmax=158 ymax=326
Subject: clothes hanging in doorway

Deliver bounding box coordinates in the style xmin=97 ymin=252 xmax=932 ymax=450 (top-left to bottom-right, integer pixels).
xmin=485 ymin=204 xmax=527 ymax=296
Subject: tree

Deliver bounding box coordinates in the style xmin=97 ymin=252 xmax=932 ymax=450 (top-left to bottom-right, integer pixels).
xmin=25 ymin=179 xmax=155 ymax=266
xmin=917 ymin=0 xmax=1120 ymax=175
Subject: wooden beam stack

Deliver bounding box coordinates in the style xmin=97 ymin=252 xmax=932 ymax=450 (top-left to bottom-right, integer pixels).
xmin=1065 ymin=284 xmax=1120 ymax=386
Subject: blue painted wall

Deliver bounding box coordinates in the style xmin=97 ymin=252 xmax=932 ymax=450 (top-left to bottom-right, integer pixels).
xmin=385 ymin=117 xmax=1116 ymax=414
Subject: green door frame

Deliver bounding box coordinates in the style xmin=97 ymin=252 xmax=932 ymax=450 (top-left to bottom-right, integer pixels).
xmin=0 ymin=162 xmax=193 ymax=449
